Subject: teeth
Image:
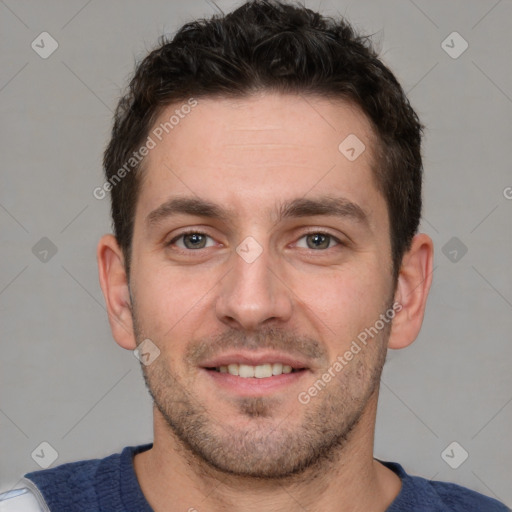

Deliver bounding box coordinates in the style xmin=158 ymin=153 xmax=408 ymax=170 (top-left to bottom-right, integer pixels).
xmin=255 ymin=364 xmax=272 ymax=378
xmin=239 ymin=364 xmax=255 ymax=378
xmin=272 ymin=363 xmax=283 ymax=375
xmin=215 ymin=363 xmax=300 ymax=378
xmin=227 ymin=364 xmax=239 ymax=376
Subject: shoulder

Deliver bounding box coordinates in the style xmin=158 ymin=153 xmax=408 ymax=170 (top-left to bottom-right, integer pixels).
xmin=428 ymin=479 xmax=510 ymax=511
xmin=23 ymin=451 xmax=112 ymax=508
xmin=0 ymin=459 xmax=103 ymax=512
xmin=17 ymin=444 xmax=151 ymax=512
xmin=381 ymin=460 xmax=510 ymax=512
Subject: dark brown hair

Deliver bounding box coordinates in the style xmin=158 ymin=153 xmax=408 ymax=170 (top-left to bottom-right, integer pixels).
xmin=103 ymin=0 xmax=424 ymax=279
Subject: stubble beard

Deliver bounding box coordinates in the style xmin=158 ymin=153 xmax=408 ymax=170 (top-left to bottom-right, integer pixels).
xmin=133 ymin=310 xmax=390 ymax=480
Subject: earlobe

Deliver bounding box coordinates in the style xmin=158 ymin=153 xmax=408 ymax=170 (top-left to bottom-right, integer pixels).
xmin=388 ymin=233 xmax=434 ymax=350
xmin=97 ymin=234 xmax=137 ymax=350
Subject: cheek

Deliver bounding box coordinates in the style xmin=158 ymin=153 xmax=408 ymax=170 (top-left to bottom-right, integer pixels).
xmin=133 ymin=264 xmax=214 ymax=339
xmin=297 ymin=266 xmax=390 ymax=345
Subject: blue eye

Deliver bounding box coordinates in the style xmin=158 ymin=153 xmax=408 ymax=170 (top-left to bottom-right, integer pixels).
xmin=296 ymin=232 xmax=340 ymax=250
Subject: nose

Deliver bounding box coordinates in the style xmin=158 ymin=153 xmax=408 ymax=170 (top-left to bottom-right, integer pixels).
xmin=215 ymin=241 xmax=293 ymax=331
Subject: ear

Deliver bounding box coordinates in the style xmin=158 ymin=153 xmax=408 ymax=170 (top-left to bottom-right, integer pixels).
xmin=97 ymin=234 xmax=137 ymax=350
xmin=388 ymin=233 xmax=434 ymax=350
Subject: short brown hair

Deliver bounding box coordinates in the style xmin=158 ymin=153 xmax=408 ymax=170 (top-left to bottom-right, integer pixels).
xmin=103 ymin=0 xmax=424 ymax=279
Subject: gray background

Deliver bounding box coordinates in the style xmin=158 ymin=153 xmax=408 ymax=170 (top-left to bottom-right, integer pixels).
xmin=1 ymin=0 xmax=511 ymax=506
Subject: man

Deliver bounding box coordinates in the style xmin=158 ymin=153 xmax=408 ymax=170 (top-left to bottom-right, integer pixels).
xmin=1 ymin=1 xmax=508 ymax=510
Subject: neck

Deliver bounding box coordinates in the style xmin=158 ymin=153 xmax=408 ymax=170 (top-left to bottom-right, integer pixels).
xmin=133 ymin=390 xmax=402 ymax=512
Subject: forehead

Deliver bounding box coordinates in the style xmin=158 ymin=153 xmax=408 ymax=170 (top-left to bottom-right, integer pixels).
xmin=136 ymin=93 xmax=384 ymax=229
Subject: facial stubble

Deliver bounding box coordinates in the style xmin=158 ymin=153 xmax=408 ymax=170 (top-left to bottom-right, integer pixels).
xmin=132 ymin=308 xmax=391 ymax=480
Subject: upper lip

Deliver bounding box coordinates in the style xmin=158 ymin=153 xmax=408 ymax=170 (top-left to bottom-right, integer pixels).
xmin=200 ymin=351 xmax=310 ymax=370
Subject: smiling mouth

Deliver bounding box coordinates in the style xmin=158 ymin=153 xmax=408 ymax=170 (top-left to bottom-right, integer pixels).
xmin=206 ymin=363 xmax=306 ymax=378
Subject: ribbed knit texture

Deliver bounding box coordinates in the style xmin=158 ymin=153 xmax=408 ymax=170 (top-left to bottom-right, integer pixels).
xmin=24 ymin=443 xmax=154 ymax=512
xmin=23 ymin=445 xmax=509 ymax=511
xmin=380 ymin=460 xmax=509 ymax=511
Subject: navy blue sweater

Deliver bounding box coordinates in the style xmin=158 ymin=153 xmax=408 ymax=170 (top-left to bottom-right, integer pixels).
xmin=22 ymin=444 xmax=509 ymax=511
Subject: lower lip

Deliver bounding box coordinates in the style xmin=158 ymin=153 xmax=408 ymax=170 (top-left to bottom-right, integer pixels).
xmin=202 ymin=368 xmax=309 ymax=396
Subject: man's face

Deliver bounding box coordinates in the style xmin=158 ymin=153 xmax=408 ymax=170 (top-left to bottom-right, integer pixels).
xmin=129 ymin=93 xmax=396 ymax=478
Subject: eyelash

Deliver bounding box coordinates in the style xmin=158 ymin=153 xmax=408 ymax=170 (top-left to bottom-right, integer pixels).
xmin=166 ymin=230 xmax=344 ymax=252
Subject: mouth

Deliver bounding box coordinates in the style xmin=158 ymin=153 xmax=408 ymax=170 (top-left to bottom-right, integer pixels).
xmin=207 ymin=363 xmax=304 ymax=378
xmin=200 ymin=353 xmax=310 ymax=396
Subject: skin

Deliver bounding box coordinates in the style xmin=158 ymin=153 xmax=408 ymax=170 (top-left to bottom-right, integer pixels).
xmin=97 ymin=92 xmax=433 ymax=512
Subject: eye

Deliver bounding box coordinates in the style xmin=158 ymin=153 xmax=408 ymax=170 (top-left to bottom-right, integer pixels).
xmin=295 ymin=232 xmax=341 ymax=250
xmin=168 ymin=231 xmax=216 ymax=250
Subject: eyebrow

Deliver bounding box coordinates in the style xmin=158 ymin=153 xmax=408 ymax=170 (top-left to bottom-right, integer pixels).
xmin=146 ymin=195 xmax=369 ymax=227
xmin=277 ymin=196 xmax=369 ymax=225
